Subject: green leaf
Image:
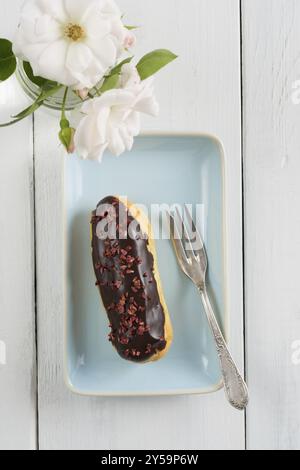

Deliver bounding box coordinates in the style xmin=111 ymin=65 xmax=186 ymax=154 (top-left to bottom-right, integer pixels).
xmin=0 ymin=84 xmax=63 ymax=127
xmin=100 ymin=73 xmax=119 ymax=93
xmin=94 ymin=57 xmax=134 ymax=95
xmin=12 ymin=85 xmax=62 ymax=119
xmin=0 ymin=38 xmax=16 ymax=81
xmin=125 ymin=25 xmax=139 ymax=30
xmin=42 ymin=86 xmax=59 ymax=100
xmin=0 ymin=57 xmax=17 ymax=81
xmin=23 ymin=61 xmax=58 ymax=90
xmin=0 ymin=117 xmax=27 ymax=128
xmin=23 ymin=61 xmax=48 ymax=88
xmin=109 ymin=57 xmax=133 ymax=76
xmin=136 ymin=49 xmax=177 ymax=81
xmin=0 ymin=38 xmax=13 ymax=57
xmin=11 ymin=102 xmax=40 ymax=120
xmin=37 ymin=82 xmax=63 ymax=104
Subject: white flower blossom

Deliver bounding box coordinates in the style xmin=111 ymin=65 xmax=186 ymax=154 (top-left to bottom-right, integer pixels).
xmin=74 ymin=64 xmax=159 ymax=161
xmin=13 ymin=0 xmax=130 ymax=90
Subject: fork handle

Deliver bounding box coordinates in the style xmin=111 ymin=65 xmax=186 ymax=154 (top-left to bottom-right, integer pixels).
xmin=200 ymin=289 xmax=249 ymax=411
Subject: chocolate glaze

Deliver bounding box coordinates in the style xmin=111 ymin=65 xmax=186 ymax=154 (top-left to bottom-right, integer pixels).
xmin=91 ymin=196 xmax=167 ymax=363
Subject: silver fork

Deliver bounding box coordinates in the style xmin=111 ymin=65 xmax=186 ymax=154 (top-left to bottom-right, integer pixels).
xmin=169 ymin=207 xmax=249 ymax=411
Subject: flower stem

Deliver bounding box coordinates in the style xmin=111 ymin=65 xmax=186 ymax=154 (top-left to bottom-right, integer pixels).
xmin=61 ymin=87 xmax=69 ymax=122
xmin=0 ymin=84 xmax=63 ymax=127
xmin=92 ymin=86 xmax=102 ymax=97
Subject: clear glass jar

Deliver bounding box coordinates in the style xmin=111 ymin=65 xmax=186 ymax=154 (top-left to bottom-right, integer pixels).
xmin=15 ymin=61 xmax=82 ymax=111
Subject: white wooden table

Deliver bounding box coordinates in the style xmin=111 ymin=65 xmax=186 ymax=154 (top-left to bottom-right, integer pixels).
xmin=1 ymin=0 xmax=300 ymax=450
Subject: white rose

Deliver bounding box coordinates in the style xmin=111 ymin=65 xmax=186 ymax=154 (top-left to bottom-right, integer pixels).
xmin=74 ymin=65 xmax=159 ymax=161
xmin=13 ymin=0 xmax=129 ymax=90
xmin=119 ymin=63 xmax=159 ymax=116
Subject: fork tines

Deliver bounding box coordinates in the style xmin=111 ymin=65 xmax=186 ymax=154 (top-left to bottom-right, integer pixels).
xmin=169 ymin=205 xmax=204 ymax=256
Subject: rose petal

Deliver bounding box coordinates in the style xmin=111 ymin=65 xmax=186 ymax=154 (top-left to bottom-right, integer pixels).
xmin=119 ymin=125 xmax=134 ymax=151
xmin=37 ymin=39 xmax=71 ymax=84
xmin=75 ymin=114 xmax=97 ymax=157
xmin=66 ymin=42 xmax=93 ymax=73
xmin=92 ymin=143 xmax=109 ymax=162
xmin=16 ymin=41 xmax=53 ymax=70
xmin=86 ymin=35 xmax=117 ymax=69
xmin=96 ymin=107 xmax=110 ymax=143
xmin=134 ymin=95 xmax=160 ymax=117
xmin=73 ymin=63 xmax=105 ymax=90
xmin=108 ymin=127 xmax=126 ymax=156
xmin=19 ymin=0 xmax=45 ymax=22
xmin=119 ymin=64 xmax=141 ymax=89
xmin=38 ymin=0 xmax=68 ymax=23
xmin=34 ymin=14 xmax=62 ymax=42
xmin=102 ymin=0 xmax=121 ymax=17
xmin=110 ymin=18 xmax=127 ymax=51
xmin=75 ymin=112 xmax=108 ymax=161
xmin=126 ymin=111 xmax=141 ymax=136
xmin=83 ymin=12 xmax=111 ymax=39
xmin=64 ymin=0 xmax=101 ymax=22
xmin=96 ymin=89 xmax=135 ymax=108
xmin=80 ymin=100 xmax=95 ymax=114
xmin=13 ymin=29 xmax=29 ymax=59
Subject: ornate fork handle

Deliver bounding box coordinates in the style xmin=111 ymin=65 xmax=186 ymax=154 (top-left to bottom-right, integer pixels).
xmin=199 ymin=288 xmax=249 ymax=411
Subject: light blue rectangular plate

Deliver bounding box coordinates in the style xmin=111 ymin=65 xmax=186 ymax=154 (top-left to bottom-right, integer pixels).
xmin=64 ymin=135 xmax=227 ymax=396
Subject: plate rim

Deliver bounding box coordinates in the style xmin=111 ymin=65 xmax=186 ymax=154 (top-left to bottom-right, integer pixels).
xmin=63 ymin=131 xmax=229 ymax=397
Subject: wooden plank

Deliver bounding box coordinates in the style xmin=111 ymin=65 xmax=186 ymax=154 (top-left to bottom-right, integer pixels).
xmin=0 ymin=0 xmax=36 ymax=450
xmin=36 ymin=0 xmax=244 ymax=449
xmin=242 ymin=0 xmax=300 ymax=450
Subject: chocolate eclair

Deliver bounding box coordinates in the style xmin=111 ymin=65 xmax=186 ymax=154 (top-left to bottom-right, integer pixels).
xmin=91 ymin=196 xmax=173 ymax=363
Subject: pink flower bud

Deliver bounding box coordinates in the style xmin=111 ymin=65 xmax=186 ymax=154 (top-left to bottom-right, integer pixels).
xmin=124 ymin=31 xmax=136 ymax=49
xmin=59 ymin=127 xmax=76 ymax=154
xmin=76 ymin=88 xmax=89 ymax=100
xmin=67 ymin=128 xmax=76 ymax=153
